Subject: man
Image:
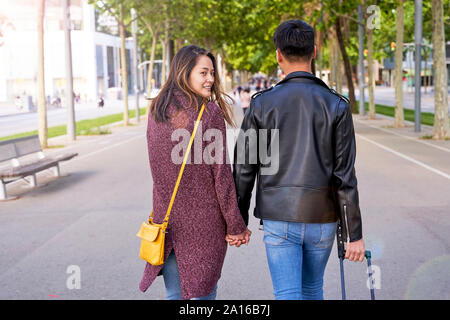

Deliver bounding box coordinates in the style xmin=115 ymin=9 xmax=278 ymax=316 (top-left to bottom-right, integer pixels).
xmin=232 ymin=20 xmax=365 ymax=300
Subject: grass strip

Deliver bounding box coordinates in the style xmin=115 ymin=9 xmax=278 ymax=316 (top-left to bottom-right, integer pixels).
xmin=0 ymin=108 xmax=147 ymax=142
xmin=358 ymin=102 xmax=437 ymax=126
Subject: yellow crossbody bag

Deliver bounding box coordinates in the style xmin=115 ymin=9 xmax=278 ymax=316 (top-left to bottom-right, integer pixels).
xmin=136 ymin=104 xmax=205 ymax=265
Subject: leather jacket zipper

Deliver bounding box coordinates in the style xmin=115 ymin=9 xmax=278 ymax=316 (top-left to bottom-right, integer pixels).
xmin=344 ymin=204 xmax=350 ymax=242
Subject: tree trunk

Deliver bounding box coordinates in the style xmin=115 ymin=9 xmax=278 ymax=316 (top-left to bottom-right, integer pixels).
xmin=231 ymin=69 xmax=235 ymax=91
xmin=143 ymin=20 xmax=158 ymax=115
xmin=63 ymin=0 xmax=76 ymax=141
xmin=242 ymin=71 xmax=249 ymax=84
xmin=316 ymin=29 xmax=322 ymax=79
xmin=221 ymin=52 xmax=227 ymax=93
xmin=223 ymin=58 xmax=229 ymax=92
xmin=328 ymin=30 xmax=335 ymax=89
xmin=394 ymin=1 xmax=405 ymax=127
xmin=168 ymin=39 xmax=175 ymax=67
xmin=160 ymin=38 xmax=167 ymax=84
xmin=146 ymin=34 xmax=157 ymax=114
xmin=160 ymin=19 xmax=169 ymax=84
xmin=335 ymin=33 xmax=342 ymax=93
xmin=423 ymin=50 xmax=427 ymax=94
xmin=336 ymin=16 xmax=357 ymax=112
xmin=431 ymin=0 xmax=449 ymax=139
xmin=367 ymin=27 xmax=375 ymax=119
xmin=119 ymin=4 xmax=129 ymax=126
xmin=37 ymin=0 xmax=47 ymax=148
xmin=175 ymin=38 xmax=183 ymax=53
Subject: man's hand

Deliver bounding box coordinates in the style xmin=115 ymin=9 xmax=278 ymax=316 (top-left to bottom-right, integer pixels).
xmin=345 ymin=238 xmax=365 ymax=262
xmin=225 ymin=229 xmax=252 ymax=247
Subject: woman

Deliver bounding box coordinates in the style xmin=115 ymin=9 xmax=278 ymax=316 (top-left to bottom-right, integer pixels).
xmin=139 ymin=45 xmax=251 ymax=300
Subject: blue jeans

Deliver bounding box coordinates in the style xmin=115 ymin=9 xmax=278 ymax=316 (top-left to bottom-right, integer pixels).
xmin=263 ymin=219 xmax=337 ymax=300
xmin=161 ymin=250 xmax=218 ymax=300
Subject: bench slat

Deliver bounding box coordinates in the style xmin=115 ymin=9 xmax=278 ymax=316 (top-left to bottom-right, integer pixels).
xmin=0 ymin=152 xmax=78 ymax=179
xmin=0 ymin=135 xmax=43 ymax=162
xmin=15 ymin=136 xmax=42 ymax=157
xmin=0 ymin=159 xmax=57 ymax=178
xmin=0 ymin=143 xmax=17 ymax=162
xmin=50 ymin=153 xmax=78 ymax=162
xmin=0 ymin=135 xmax=78 ymax=199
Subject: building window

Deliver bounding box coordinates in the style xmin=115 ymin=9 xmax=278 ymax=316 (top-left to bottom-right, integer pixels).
xmin=96 ymin=45 xmax=104 ymax=77
xmin=107 ymin=46 xmax=115 ymax=88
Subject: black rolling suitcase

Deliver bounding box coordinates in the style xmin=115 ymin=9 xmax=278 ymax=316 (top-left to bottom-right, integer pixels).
xmin=336 ymin=221 xmax=376 ymax=300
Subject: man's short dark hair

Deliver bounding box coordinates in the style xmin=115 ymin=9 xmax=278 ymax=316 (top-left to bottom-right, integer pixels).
xmin=273 ymin=20 xmax=315 ymax=62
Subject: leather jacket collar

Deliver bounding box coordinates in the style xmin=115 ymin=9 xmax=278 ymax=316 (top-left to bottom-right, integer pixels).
xmin=276 ymin=71 xmax=330 ymax=90
xmin=277 ymin=71 xmax=350 ymax=103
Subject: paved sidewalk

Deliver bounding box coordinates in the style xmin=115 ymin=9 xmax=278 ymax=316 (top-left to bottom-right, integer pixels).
xmin=0 ymin=98 xmax=449 ymax=300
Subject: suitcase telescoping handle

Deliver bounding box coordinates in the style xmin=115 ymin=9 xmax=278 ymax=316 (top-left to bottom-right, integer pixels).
xmin=336 ymin=221 xmax=347 ymax=299
xmin=336 ymin=221 xmax=375 ymax=300
xmin=365 ymin=250 xmax=376 ymax=300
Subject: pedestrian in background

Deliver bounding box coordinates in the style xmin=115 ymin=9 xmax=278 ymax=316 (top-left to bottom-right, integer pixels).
xmin=97 ymin=96 xmax=104 ymax=108
xmin=239 ymin=87 xmax=251 ymax=116
xmin=14 ymin=95 xmax=23 ymax=110
xmin=139 ymin=44 xmax=251 ymax=300
xmin=235 ymin=85 xmax=242 ymax=97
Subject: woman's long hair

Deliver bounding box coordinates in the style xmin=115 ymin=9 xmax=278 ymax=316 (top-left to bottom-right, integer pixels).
xmin=150 ymin=45 xmax=235 ymax=126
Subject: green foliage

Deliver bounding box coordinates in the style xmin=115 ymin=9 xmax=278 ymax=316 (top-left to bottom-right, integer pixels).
xmin=360 ymin=102 xmax=438 ymax=126
xmin=89 ymin=0 xmax=449 ymax=80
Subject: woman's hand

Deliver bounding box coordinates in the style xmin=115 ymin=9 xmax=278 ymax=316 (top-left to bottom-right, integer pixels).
xmin=225 ymin=228 xmax=252 ymax=247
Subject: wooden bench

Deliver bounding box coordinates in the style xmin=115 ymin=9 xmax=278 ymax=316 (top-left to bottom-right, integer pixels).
xmin=0 ymin=135 xmax=78 ymax=201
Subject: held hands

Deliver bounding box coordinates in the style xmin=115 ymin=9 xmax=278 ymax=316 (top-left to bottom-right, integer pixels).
xmin=225 ymin=228 xmax=252 ymax=247
xmin=345 ymin=238 xmax=365 ymax=262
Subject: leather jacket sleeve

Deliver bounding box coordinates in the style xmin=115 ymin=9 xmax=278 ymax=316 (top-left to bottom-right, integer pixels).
xmin=233 ymin=99 xmax=259 ymax=226
xmin=332 ymin=99 xmax=363 ymax=242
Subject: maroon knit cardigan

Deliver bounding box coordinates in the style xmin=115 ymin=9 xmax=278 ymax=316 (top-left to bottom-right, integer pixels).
xmin=139 ymin=91 xmax=247 ymax=299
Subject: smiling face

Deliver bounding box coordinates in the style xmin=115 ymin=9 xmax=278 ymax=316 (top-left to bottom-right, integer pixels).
xmin=188 ymin=55 xmax=215 ymax=98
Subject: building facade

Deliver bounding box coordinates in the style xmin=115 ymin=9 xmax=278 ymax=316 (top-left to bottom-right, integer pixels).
xmin=381 ymin=42 xmax=450 ymax=88
xmin=0 ymin=0 xmax=136 ymax=104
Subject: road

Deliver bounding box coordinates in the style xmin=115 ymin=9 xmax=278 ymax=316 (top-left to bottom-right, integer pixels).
xmin=2 ymin=86 xmax=449 ymax=139
xmin=0 ymin=94 xmax=154 ymax=138
xmin=0 ymin=102 xmax=449 ymax=300
xmin=353 ymin=86 xmax=450 ymax=114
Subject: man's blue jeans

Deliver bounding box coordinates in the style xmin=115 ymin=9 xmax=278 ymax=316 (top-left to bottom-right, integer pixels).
xmin=161 ymin=250 xmax=218 ymax=300
xmin=263 ymin=219 xmax=337 ymax=300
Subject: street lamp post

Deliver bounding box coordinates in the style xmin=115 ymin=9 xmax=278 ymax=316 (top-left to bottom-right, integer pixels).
xmin=63 ymin=0 xmax=76 ymax=140
xmin=358 ymin=4 xmax=365 ymax=116
xmin=414 ymin=0 xmax=422 ymax=132
xmin=131 ymin=8 xmax=139 ymax=123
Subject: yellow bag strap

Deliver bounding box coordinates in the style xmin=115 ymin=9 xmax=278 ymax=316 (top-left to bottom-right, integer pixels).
xmin=149 ymin=103 xmax=206 ymax=227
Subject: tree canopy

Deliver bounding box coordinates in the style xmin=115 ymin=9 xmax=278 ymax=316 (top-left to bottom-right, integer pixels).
xmin=92 ymin=0 xmax=449 ymax=78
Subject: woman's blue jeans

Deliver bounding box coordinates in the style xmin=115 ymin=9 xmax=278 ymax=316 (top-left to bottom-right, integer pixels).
xmin=263 ymin=219 xmax=337 ymax=300
xmin=161 ymin=250 xmax=217 ymax=300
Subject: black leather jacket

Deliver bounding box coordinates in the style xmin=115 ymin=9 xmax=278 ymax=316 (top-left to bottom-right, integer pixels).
xmin=233 ymin=71 xmax=362 ymax=242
